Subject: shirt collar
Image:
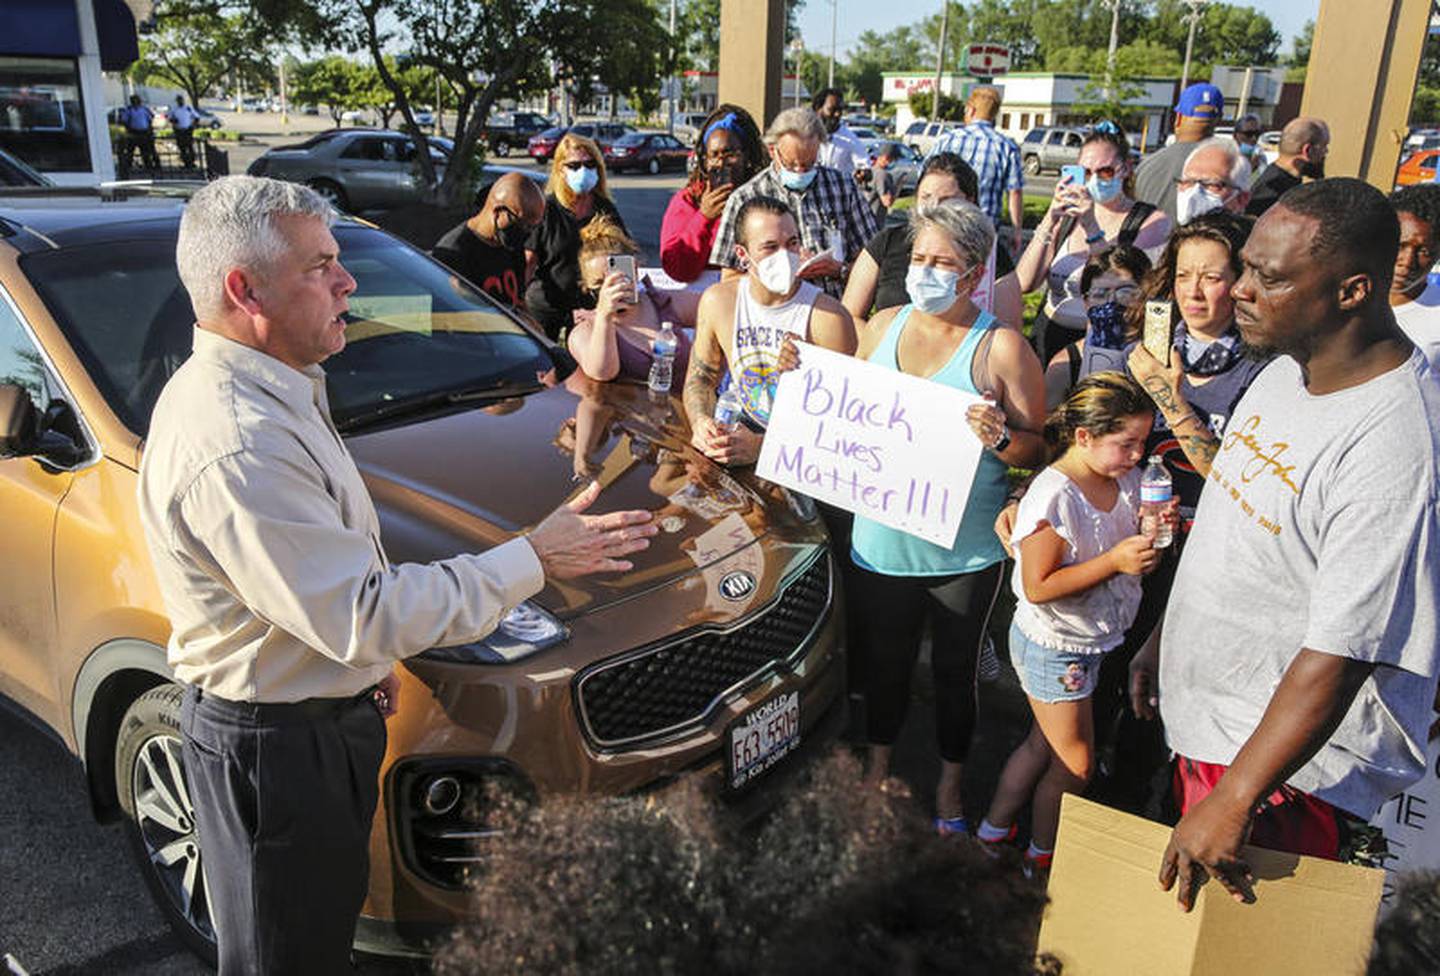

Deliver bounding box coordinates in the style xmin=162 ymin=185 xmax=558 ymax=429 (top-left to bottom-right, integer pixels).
xmin=190 ymin=327 xmax=325 ymax=412
xmin=969 ymin=119 xmax=994 ymax=128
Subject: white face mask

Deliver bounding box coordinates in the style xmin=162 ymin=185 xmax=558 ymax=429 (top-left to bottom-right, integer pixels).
xmin=1176 ymin=183 xmax=1227 ymax=225
xmin=750 ymin=248 xmax=801 ymax=295
xmin=905 ymin=264 xmax=963 ymax=315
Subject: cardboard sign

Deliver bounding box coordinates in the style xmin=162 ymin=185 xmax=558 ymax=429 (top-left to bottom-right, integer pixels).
xmin=755 ymin=342 xmax=984 ymax=547
xmin=1371 ymin=735 xmax=1440 ymax=907
xmin=1038 ymin=794 xmax=1383 ymax=976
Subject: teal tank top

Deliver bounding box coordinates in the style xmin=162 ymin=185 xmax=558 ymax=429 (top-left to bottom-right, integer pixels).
xmin=851 ymin=305 xmax=1009 ymax=577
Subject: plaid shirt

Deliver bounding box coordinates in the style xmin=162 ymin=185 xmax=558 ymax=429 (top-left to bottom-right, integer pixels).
xmin=929 ymin=120 xmax=1024 ymax=222
xmin=708 ymin=164 xmax=880 ymax=297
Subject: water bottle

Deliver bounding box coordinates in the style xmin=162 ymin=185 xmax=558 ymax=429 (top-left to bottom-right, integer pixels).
xmin=714 ymin=385 xmax=744 ymax=431
xmin=648 ymin=322 xmax=678 ymax=393
xmin=1139 ymin=455 xmax=1174 ymax=549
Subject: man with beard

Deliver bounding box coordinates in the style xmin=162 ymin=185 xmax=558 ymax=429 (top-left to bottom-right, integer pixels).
xmin=1129 ymin=178 xmax=1440 ymax=909
xmin=812 ymin=87 xmax=867 ymax=174
xmin=1389 ymin=184 xmax=1440 ymax=371
xmin=1245 ymin=117 xmax=1328 ymax=218
xmin=432 ymin=173 xmax=545 ymax=311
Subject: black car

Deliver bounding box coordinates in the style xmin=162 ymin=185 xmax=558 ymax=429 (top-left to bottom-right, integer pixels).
xmin=483 ymin=111 xmax=552 ymax=157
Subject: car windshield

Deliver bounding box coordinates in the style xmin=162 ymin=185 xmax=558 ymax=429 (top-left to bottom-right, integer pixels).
xmin=21 ymin=224 xmax=552 ymax=437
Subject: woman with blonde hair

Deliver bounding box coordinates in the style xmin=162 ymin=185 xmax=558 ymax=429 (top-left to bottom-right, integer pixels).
xmin=525 ymin=132 xmax=629 ymax=339
xmin=569 ymin=215 xmax=699 ymax=382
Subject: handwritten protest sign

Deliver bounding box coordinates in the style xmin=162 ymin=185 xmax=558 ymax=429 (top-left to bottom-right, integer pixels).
xmin=755 ymin=342 xmax=983 ymax=547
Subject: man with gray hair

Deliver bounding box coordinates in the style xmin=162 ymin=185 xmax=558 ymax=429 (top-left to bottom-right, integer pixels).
xmin=1175 ymin=137 xmax=1252 ymax=225
xmin=708 ymin=106 xmax=879 ymax=298
xmin=1247 ymin=116 xmax=1329 ymax=218
xmin=138 ymin=175 xmax=655 ymax=973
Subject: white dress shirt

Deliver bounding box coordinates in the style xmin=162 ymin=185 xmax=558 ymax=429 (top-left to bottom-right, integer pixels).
xmin=138 ymin=328 xmax=544 ymax=702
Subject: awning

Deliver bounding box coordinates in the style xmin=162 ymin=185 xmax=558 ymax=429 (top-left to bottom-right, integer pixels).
xmin=92 ymin=0 xmax=139 ymax=71
xmin=0 ymin=0 xmax=138 ymax=70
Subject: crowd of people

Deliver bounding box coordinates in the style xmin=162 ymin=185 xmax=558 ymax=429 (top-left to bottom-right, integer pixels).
xmin=424 ymin=81 xmax=1440 ymax=889
xmin=140 ymin=77 xmax=1440 ymax=970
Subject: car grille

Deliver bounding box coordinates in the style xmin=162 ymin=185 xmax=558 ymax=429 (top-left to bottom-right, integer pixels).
xmin=575 ymin=551 xmax=831 ymax=749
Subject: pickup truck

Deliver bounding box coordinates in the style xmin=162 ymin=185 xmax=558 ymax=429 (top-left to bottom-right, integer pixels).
xmin=482 ymin=111 xmax=552 ymax=157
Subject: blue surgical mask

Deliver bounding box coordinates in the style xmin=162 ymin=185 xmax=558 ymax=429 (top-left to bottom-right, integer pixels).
xmin=1087 ymin=174 xmax=1123 ymax=205
xmin=565 ymin=164 xmax=599 ymax=194
xmin=777 ymin=165 xmax=816 ymax=192
xmin=1086 ymin=301 xmax=1128 ymax=349
xmin=905 ymin=264 xmax=961 ymax=315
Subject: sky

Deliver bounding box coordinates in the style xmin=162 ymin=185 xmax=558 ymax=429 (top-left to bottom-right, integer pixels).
xmin=795 ymin=0 xmax=1321 ymax=66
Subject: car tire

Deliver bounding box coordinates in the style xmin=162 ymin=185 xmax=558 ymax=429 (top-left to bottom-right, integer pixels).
xmin=1023 ymin=154 xmax=1041 ymax=175
xmin=307 ymin=179 xmax=349 ymax=212
xmin=116 ymin=684 xmax=218 ymax=966
xmin=493 ymin=140 xmax=511 ymax=157
xmin=647 ymin=157 xmax=661 ymax=175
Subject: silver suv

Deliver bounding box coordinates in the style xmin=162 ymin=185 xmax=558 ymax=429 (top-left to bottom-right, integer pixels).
xmin=1021 ymin=126 xmax=1086 ymax=175
xmin=245 ymin=128 xmax=450 ymax=211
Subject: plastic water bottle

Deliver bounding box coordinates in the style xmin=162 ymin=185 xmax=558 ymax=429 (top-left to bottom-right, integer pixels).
xmin=648 ymin=322 xmax=678 ymax=393
xmin=1139 ymin=455 xmax=1174 ymax=549
xmin=714 ymin=385 xmax=744 ymax=431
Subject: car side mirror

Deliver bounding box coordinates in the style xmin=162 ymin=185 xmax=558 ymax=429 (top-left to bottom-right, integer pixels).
xmin=0 ymin=383 xmax=39 ymax=458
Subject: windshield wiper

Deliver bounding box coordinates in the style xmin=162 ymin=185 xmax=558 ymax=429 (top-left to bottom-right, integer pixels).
xmin=333 ymin=380 xmax=542 ymax=432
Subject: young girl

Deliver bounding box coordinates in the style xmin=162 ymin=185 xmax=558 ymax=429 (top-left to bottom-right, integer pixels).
xmin=978 ymin=372 xmax=1161 ymax=874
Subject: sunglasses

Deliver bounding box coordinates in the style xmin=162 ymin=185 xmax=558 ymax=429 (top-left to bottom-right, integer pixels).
xmin=563 ymin=160 xmax=598 ymax=171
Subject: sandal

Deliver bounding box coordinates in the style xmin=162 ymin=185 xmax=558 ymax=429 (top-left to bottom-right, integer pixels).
xmin=933 ymin=815 xmax=971 ymax=837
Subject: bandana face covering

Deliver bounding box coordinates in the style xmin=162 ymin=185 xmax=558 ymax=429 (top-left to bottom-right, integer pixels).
xmin=1086 ymin=301 xmax=1127 ymax=349
xmin=1176 ymin=322 xmax=1243 ymax=376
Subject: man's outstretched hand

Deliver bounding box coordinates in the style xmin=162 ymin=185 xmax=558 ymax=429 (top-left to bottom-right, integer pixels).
xmin=528 ymin=480 xmax=656 ymax=579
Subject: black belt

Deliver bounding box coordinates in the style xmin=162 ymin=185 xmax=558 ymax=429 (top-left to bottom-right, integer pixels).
xmin=190 ymin=685 xmax=378 ymax=721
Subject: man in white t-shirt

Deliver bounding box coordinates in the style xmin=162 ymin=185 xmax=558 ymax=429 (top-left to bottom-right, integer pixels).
xmin=1389 ymin=184 xmax=1440 ymax=372
xmin=1131 ymin=178 xmax=1440 ymax=910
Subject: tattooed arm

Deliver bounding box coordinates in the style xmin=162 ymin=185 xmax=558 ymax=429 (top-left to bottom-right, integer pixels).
xmin=684 ymin=283 xmax=732 ymax=459
xmin=1128 ymin=344 xmax=1220 ymax=477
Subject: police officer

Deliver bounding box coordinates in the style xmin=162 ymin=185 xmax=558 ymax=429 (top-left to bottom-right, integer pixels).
xmin=121 ymin=94 xmax=160 ymax=175
xmin=170 ymin=94 xmax=198 ymax=169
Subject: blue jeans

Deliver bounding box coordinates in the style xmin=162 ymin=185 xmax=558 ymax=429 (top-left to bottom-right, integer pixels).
xmin=1008 ymin=622 xmax=1106 ymax=703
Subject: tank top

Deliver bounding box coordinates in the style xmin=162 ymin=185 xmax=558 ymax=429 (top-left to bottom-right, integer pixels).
xmin=851 ymin=305 xmax=1010 ymax=577
xmin=1043 ymin=202 xmax=1160 ymax=331
xmin=729 ymin=279 xmax=819 ymax=426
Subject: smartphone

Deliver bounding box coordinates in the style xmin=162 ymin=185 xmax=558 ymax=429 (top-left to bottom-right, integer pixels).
xmin=606 ymin=254 xmax=638 ymax=304
xmin=1143 ymin=300 xmax=1175 ymax=366
xmin=1060 ymin=163 xmax=1086 ymax=187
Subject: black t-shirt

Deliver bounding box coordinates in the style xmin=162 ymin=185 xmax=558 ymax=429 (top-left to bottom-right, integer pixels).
xmin=431 ymin=221 xmax=526 ymax=309
xmin=524 ymin=194 xmax=628 ymax=340
xmin=1245 ymin=164 xmax=1302 ymax=219
xmin=863 ymin=222 xmax=1015 ymax=315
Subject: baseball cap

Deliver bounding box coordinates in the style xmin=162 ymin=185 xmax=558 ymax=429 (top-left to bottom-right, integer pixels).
xmin=1176 ymin=83 xmax=1224 ymax=120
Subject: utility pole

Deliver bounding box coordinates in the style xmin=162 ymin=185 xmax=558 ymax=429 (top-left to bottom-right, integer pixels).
xmin=278 ymin=56 xmax=289 ymax=126
xmin=793 ymin=39 xmax=804 ymax=107
xmin=931 ymin=0 xmax=949 ymax=121
xmin=668 ymin=0 xmax=678 ymax=134
xmin=828 ymin=0 xmax=837 ymax=90
xmin=1103 ymin=0 xmax=1121 ymax=100
xmin=1180 ymin=0 xmax=1208 ymax=93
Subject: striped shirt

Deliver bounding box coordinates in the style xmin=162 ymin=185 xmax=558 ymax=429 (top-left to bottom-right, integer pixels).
xmin=929 ymin=120 xmax=1024 ymax=222
xmin=708 ymin=163 xmax=880 ymax=298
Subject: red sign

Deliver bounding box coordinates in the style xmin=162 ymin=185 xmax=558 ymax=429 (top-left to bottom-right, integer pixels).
xmin=966 ymin=43 xmax=1011 ymax=77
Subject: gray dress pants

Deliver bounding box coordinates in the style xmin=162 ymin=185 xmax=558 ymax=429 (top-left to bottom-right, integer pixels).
xmin=181 ymin=685 xmax=386 ymax=975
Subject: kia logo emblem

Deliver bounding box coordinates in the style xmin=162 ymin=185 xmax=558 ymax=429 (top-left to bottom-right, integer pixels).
xmin=718 ymin=571 xmax=757 ymax=601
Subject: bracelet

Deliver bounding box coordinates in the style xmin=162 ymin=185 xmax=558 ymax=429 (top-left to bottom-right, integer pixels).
xmin=1085 ymin=228 xmax=1106 ymax=244
xmin=991 ymin=427 xmax=1012 ymax=454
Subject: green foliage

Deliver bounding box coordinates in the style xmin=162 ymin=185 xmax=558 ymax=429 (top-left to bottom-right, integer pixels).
xmin=290 ymin=55 xmax=369 ymax=126
xmin=907 ymin=90 xmax=964 ymax=121
xmin=131 ymin=6 xmax=274 ymax=106
xmin=1413 ymin=86 xmax=1440 ymax=127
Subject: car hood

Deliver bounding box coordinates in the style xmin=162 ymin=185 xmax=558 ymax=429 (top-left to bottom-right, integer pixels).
xmin=346 ymin=374 xmax=819 ymax=619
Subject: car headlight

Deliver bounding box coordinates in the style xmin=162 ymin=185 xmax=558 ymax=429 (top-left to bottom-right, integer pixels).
xmin=421 ymin=601 xmax=568 ymax=664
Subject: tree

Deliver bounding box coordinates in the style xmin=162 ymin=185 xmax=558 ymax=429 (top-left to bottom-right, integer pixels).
xmin=290 ymin=56 xmax=368 ymax=126
xmin=907 ymin=90 xmax=964 ymax=121
xmin=131 ymin=8 xmax=273 ymax=107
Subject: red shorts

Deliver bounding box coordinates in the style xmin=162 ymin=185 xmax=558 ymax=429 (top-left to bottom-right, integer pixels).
xmin=1173 ymin=755 xmax=1342 ymax=861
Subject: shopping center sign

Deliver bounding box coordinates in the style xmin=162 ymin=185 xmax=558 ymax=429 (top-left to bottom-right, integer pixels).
xmin=966 ymin=43 xmax=1011 ymax=77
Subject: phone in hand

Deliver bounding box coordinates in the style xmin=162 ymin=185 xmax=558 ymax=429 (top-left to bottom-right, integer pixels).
xmin=1060 ymin=164 xmax=1087 ymax=187
xmin=1143 ymin=300 xmax=1175 ymax=366
xmin=606 ymin=254 xmax=638 ymax=304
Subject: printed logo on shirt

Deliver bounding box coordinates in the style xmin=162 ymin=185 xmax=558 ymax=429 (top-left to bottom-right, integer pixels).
xmin=1211 ymin=412 xmax=1298 ymax=538
xmin=1221 ymin=414 xmax=1301 ymax=495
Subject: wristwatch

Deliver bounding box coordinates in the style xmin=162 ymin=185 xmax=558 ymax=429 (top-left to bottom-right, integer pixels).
xmin=991 ymin=426 xmax=1012 ymax=454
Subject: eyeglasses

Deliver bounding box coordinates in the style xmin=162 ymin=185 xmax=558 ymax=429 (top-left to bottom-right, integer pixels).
xmin=563 ymin=160 xmax=598 ymax=171
xmin=705 ymin=148 xmax=743 ymax=165
xmin=1175 ymin=177 xmax=1231 ymax=195
xmin=1080 ymin=165 xmax=1120 ymax=181
xmin=1087 ymin=284 xmax=1140 ymax=304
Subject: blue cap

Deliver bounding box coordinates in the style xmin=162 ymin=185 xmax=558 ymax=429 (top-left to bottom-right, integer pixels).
xmin=1176 ymin=83 xmax=1224 ymax=120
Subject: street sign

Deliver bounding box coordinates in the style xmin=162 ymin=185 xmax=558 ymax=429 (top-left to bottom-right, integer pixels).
xmin=966 ymin=43 xmax=1011 ymax=77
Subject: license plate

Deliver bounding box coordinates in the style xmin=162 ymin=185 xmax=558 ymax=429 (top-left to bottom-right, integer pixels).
xmin=727 ymin=692 xmax=801 ymax=790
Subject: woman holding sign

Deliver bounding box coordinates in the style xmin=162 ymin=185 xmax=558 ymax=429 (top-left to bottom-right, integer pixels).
xmin=850 ymin=202 xmax=1046 ymax=834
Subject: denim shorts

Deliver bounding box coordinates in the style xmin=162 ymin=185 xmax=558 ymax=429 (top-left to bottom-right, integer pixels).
xmin=1008 ymin=622 xmax=1106 ymax=703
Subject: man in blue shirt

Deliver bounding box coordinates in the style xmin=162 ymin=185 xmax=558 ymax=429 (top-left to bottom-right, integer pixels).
xmin=929 ymin=86 xmax=1024 ymax=257
xmin=121 ymin=94 xmax=160 ymax=176
xmin=170 ymin=94 xmax=199 ymax=169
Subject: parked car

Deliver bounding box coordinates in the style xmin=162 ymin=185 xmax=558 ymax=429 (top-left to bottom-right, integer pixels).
xmin=900 ymin=119 xmax=960 ymax=155
xmin=246 ymin=128 xmax=450 ymax=211
xmin=1020 ymin=126 xmax=1086 ymax=175
xmin=859 ymin=139 xmax=922 ymax=195
xmin=604 ymin=131 xmax=690 ymax=174
xmin=673 ymin=111 xmax=713 ymax=147
xmin=527 ymin=126 xmax=568 ymax=161
xmin=0 ymin=183 xmax=843 ymax=964
xmin=339 ymin=108 xmax=372 ymax=126
xmin=528 ymin=122 xmax=635 ymax=162
xmin=411 ymin=105 xmax=436 ymax=129
xmin=482 ymin=111 xmax=552 ymax=157
xmin=1396 ymin=148 xmax=1440 ymax=187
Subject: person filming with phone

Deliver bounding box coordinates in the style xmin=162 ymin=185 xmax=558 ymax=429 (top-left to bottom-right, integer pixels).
xmin=660 ymin=105 xmax=767 ymax=284
xmin=1016 ymin=124 xmax=1170 ymax=365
